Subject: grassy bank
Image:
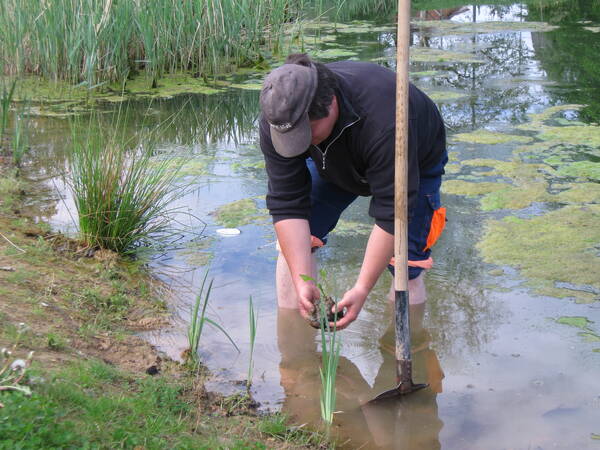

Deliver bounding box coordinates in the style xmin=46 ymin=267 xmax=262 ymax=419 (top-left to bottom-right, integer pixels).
xmin=0 ymin=167 xmax=329 ymax=449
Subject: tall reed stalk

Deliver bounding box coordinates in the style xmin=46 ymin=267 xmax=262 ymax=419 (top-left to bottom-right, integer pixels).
xmin=0 ymin=0 xmax=296 ymax=88
xmin=11 ymin=111 xmax=29 ymax=172
xmin=247 ymin=296 xmax=257 ymax=390
xmin=0 ymin=81 xmax=16 ymax=147
xmin=67 ymin=111 xmax=185 ymax=255
xmin=187 ymin=271 xmax=239 ymax=366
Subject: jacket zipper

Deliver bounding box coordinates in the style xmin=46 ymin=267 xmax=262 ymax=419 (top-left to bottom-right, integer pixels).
xmin=315 ymin=117 xmax=361 ymax=170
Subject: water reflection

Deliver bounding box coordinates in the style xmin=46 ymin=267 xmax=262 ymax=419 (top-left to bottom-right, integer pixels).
xmin=277 ymin=303 xmax=445 ymax=449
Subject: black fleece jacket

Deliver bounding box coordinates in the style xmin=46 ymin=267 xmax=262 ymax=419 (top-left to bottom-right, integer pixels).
xmin=259 ymin=60 xmax=447 ymax=235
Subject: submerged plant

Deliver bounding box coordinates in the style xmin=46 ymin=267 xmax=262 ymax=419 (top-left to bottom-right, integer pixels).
xmin=67 ymin=111 xmax=186 ymax=255
xmin=187 ymin=271 xmax=239 ymax=366
xmin=247 ymin=296 xmax=258 ymax=390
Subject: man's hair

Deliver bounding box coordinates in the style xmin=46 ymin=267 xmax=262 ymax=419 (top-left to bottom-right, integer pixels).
xmin=285 ymin=53 xmax=338 ymax=120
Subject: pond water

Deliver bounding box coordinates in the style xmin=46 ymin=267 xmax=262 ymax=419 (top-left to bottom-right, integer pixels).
xmin=23 ymin=0 xmax=600 ymax=448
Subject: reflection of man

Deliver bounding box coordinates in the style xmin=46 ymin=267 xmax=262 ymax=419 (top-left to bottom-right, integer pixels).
xmin=364 ymin=302 xmax=444 ymax=449
xmin=277 ymin=303 xmax=444 ymax=448
xmin=259 ymin=53 xmax=447 ymax=327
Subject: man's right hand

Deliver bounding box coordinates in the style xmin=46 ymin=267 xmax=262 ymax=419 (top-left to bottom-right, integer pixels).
xmin=297 ymin=281 xmax=320 ymax=320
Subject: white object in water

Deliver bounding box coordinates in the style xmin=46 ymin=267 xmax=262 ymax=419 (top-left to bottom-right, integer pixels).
xmin=216 ymin=228 xmax=241 ymax=236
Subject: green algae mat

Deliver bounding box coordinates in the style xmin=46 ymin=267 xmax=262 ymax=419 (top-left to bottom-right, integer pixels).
xmin=446 ymin=104 xmax=600 ymax=302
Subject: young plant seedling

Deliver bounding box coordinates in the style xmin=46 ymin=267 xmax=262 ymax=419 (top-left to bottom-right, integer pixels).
xmin=318 ymin=290 xmax=341 ymax=427
xmin=247 ymin=295 xmax=257 ymax=391
xmin=187 ymin=270 xmax=239 ymax=367
xmin=299 ymin=270 xmax=345 ymax=330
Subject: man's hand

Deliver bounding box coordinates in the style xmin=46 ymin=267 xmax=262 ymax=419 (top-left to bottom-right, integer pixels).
xmin=297 ymin=281 xmax=320 ymax=320
xmin=332 ymin=284 xmax=370 ymax=329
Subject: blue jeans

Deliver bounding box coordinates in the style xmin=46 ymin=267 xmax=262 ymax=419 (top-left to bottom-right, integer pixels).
xmin=307 ymin=158 xmax=444 ymax=280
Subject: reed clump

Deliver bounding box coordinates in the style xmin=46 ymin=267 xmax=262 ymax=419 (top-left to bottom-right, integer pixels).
xmin=67 ymin=111 xmax=186 ymax=255
xmin=0 ymin=0 xmax=296 ymax=88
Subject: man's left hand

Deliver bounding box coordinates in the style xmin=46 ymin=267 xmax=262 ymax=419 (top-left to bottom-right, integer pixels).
xmin=332 ymin=285 xmax=370 ymax=330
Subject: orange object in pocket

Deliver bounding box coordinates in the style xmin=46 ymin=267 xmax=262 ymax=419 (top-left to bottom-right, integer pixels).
xmin=424 ymin=206 xmax=446 ymax=251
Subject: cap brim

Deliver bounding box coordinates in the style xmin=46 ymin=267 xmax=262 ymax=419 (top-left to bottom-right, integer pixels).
xmin=270 ymin=113 xmax=311 ymax=158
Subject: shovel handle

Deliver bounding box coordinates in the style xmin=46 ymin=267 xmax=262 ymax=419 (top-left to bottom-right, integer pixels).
xmin=394 ymin=0 xmax=411 ymax=292
xmin=394 ymin=0 xmax=412 ymax=384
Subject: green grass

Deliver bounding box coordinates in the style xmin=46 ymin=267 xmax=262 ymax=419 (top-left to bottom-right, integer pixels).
xmin=67 ymin=111 xmax=187 ymax=255
xmin=0 ymin=0 xmax=296 ymax=88
xmin=0 ymin=359 xmax=331 ymax=448
xmin=258 ymin=413 xmax=330 ymax=447
xmin=0 ymin=361 xmax=195 ymax=448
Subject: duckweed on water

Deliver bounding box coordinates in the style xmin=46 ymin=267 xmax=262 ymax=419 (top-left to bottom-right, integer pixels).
xmin=178 ymin=237 xmax=214 ymax=267
xmin=555 ymin=183 xmax=600 ymax=204
xmin=151 ymin=158 xmax=211 ymax=178
xmin=453 ymin=130 xmax=533 ymax=145
xmin=211 ymin=198 xmax=268 ymax=228
xmin=404 ymin=48 xmax=485 ymax=64
xmin=231 ymin=160 xmax=266 ymax=171
xmin=333 ymin=220 xmax=373 ymax=237
xmin=556 ymin=316 xmax=594 ymax=330
xmin=579 ymin=332 xmax=600 ymax=342
xmin=113 ymin=73 xmax=223 ymax=98
xmin=557 ymin=161 xmax=600 ymax=181
xmin=312 ymin=48 xmax=359 ymax=59
xmin=480 ymin=183 xmax=550 ymax=211
xmin=411 ymin=20 xmax=558 ymax=35
xmin=426 ymin=91 xmax=467 ymax=103
xmin=442 ymin=180 xmax=508 ymax=197
xmin=228 ymin=83 xmax=264 ymax=91
xmin=477 ymin=205 xmax=600 ymax=301
xmin=461 ymin=159 xmax=546 ymax=181
xmin=411 ymin=70 xmax=440 ymax=78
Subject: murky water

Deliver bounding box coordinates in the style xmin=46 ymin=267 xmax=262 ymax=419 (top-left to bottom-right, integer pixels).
xmin=20 ymin=1 xmax=600 ymax=448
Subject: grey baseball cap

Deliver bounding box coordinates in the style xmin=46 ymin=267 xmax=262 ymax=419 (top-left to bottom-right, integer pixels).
xmin=260 ymin=63 xmax=318 ymax=157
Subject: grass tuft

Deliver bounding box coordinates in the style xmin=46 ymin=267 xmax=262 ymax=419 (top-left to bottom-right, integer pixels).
xmin=67 ymin=110 xmax=186 ymax=255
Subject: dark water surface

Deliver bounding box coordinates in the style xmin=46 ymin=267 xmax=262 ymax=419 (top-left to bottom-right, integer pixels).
xmin=26 ymin=1 xmax=600 ymax=448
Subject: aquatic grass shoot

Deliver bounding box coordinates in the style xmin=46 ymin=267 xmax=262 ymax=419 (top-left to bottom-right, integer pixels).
xmin=67 ymin=110 xmax=187 ymax=255
xmin=247 ymin=295 xmax=258 ymax=390
xmin=300 ymin=272 xmax=341 ymax=427
xmin=319 ymin=299 xmax=341 ymax=427
xmin=187 ymin=271 xmax=239 ymax=366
